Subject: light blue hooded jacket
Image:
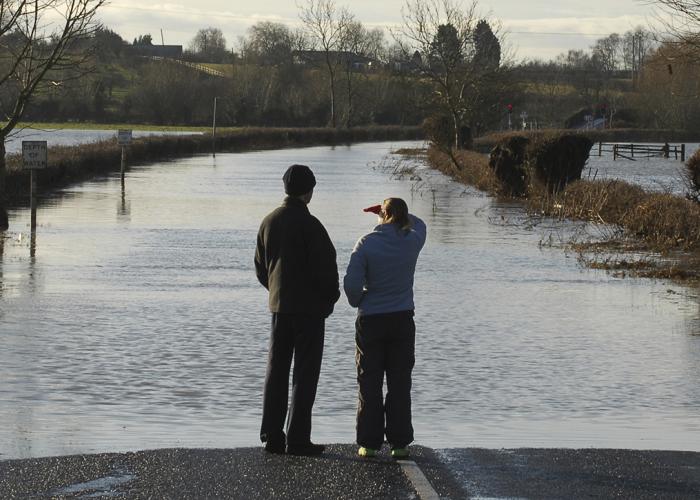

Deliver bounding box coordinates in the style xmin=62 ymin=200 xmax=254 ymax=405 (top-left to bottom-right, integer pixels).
xmin=344 ymin=214 xmax=426 ymax=316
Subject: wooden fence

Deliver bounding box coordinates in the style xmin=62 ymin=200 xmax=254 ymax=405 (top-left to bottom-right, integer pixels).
xmin=597 ymin=142 xmax=686 ymax=161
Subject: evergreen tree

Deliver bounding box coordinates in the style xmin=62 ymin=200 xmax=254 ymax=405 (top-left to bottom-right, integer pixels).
xmin=473 ymin=20 xmax=500 ymax=70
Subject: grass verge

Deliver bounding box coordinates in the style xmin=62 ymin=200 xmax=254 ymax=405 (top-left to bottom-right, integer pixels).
xmin=12 ymin=121 xmax=218 ymax=133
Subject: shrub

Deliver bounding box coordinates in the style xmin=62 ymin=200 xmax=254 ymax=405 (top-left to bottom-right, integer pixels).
xmin=624 ymin=193 xmax=700 ymax=250
xmin=485 ymin=132 xmax=593 ymax=195
xmin=526 ymin=133 xmax=593 ymax=193
xmin=423 ymin=115 xmax=454 ymax=152
xmin=530 ymin=179 xmax=647 ymax=224
xmin=686 ymin=149 xmax=700 ymax=202
xmin=488 ymin=135 xmax=529 ymax=196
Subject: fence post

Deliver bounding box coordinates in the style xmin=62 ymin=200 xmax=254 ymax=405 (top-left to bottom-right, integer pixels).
xmin=30 ymin=170 xmax=36 ymax=231
xmin=598 ymin=142 xmax=602 ymax=156
xmin=212 ymin=96 xmax=218 ymax=157
xmin=681 ymin=144 xmax=686 ymax=162
xmin=120 ymin=146 xmax=126 ymax=180
xmin=613 ymin=144 xmax=618 ymax=160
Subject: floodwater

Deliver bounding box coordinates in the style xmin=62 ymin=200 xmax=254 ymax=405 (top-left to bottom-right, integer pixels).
xmin=5 ymin=127 xmax=202 ymax=154
xmin=587 ymin=142 xmax=699 ymax=195
xmin=1 ymin=141 xmax=699 ymax=460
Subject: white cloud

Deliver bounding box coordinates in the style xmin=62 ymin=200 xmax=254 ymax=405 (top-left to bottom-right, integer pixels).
xmin=97 ymin=1 xmax=664 ymax=59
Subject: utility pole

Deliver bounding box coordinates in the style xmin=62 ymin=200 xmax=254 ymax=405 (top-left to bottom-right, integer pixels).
xmin=212 ymin=96 xmax=218 ymax=157
xmin=631 ymin=33 xmax=636 ymax=89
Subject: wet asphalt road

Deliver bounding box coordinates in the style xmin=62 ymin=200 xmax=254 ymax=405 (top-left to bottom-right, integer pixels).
xmin=0 ymin=445 xmax=417 ymax=499
xmin=437 ymin=448 xmax=700 ymax=499
xmin=1 ymin=445 xmax=699 ymax=499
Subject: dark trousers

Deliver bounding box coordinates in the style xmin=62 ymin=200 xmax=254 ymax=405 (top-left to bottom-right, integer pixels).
xmin=260 ymin=313 xmax=324 ymax=447
xmin=355 ymin=310 xmax=415 ymax=450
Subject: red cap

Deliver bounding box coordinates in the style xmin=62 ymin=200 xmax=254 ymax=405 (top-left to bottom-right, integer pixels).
xmin=363 ymin=204 xmax=382 ymax=214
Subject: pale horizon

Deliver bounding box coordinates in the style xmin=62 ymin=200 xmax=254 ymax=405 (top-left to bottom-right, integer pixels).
xmin=101 ymin=0 xmax=660 ymax=61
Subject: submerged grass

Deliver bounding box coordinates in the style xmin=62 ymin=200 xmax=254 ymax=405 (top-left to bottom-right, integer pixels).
xmin=529 ymin=182 xmax=700 ymax=252
xmin=427 ymin=143 xmax=700 ymax=282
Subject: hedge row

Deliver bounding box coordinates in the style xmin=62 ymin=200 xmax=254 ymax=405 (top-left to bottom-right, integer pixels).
xmin=4 ymin=125 xmax=423 ymax=202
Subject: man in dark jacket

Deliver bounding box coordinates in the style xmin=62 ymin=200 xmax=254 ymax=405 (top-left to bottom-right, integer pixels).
xmin=254 ymin=164 xmax=340 ymax=456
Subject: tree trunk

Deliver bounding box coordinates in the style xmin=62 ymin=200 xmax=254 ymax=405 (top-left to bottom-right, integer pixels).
xmin=329 ymin=76 xmax=337 ymax=128
xmin=452 ymin=111 xmax=461 ymax=150
xmin=345 ymin=66 xmax=353 ymax=128
xmin=0 ymin=139 xmax=8 ymax=231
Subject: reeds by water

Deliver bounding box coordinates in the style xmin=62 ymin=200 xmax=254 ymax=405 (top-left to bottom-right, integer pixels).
xmin=428 ymin=139 xmax=700 ymax=280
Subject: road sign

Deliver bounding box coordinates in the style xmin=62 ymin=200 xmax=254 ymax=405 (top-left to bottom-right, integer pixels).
xmin=118 ymin=129 xmax=133 ymax=145
xmin=22 ymin=141 xmax=48 ymax=170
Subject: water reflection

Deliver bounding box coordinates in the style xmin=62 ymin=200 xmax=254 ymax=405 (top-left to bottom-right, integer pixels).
xmin=0 ymin=142 xmax=698 ymax=459
xmin=27 ymin=231 xmax=38 ymax=296
xmin=0 ymin=232 xmax=4 ymax=301
xmin=118 ymin=181 xmax=131 ymax=222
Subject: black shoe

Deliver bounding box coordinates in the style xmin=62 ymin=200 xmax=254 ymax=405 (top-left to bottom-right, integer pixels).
xmin=286 ymin=443 xmax=325 ymax=456
xmin=264 ymin=441 xmax=286 ymax=454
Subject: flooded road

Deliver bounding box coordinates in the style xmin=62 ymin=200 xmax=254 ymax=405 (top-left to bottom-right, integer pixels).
xmin=1 ymin=141 xmax=699 ymax=459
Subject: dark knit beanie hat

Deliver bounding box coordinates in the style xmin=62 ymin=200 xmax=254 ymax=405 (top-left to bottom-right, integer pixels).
xmin=283 ymin=164 xmax=316 ymax=196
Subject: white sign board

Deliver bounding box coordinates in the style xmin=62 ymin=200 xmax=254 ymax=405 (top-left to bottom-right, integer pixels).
xmin=117 ymin=129 xmax=133 ymax=145
xmin=22 ymin=141 xmax=48 ymax=170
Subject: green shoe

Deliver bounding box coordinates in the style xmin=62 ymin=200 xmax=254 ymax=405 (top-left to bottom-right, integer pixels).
xmin=358 ymin=447 xmax=378 ymax=458
xmin=391 ymin=447 xmax=410 ymax=459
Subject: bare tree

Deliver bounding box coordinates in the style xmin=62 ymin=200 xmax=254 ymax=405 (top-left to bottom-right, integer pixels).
xmin=189 ymin=27 xmax=228 ymax=62
xmin=592 ymin=33 xmax=622 ymax=77
xmin=0 ymin=0 xmax=106 ymax=230
xmin=392 ymin=0 xmax=502 ymax=148
xmin=648 ymin=0 xmax=700 ymax=58
xmin=339 ymin=22 xmax=385 ymax=127
xmin=298 ymin=0 xmax=354 ymax=128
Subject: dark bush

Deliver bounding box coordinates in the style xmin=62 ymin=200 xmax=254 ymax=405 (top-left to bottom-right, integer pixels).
xmin=687 ymin=149 xmax=700 ymax=202
xmin=423 ymin=115 xmax=454 ymax=151
xmin=564 ymin=107 xmax=593 ymax=129
xmin=488 ymin=135 xmax=529 ymax=196
xmin=459 ymin=126 xmax=472 ymax=150
xmin=612 ymin=108 xmax=640 ymax=128
xmin=527 ymin=134 xmax=593 ymax=193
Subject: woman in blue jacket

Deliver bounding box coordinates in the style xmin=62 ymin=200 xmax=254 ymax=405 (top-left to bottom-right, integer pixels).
xmin=344 ymin=197 xmax=427 ymax=458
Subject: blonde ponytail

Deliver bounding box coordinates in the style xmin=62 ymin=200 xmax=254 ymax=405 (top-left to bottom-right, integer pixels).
xmin=382 ymin=198 xmax=411 ymax=232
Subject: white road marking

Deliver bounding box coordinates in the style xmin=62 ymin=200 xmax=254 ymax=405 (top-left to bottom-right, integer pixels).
xmin=400 ymin=460 xmax=441 ymax=500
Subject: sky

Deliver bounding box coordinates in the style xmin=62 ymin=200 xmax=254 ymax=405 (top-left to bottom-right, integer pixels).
xmin=99 ymin=0 xmax=662 ymax=61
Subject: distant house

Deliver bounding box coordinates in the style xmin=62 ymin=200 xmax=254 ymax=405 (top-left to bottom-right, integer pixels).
xmin=390 ymin=51 xmax=423 ymax=73
xmin=130 ymin=44 xmax=183 ymax=58
xmin=293 ymin=50 xmax=377 ymax=72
